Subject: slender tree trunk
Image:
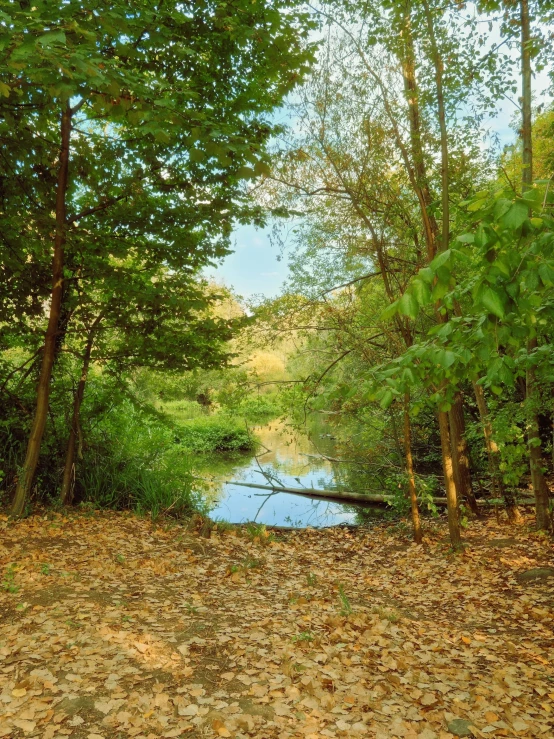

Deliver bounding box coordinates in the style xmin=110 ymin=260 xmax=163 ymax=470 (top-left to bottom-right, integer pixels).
xmin=60 ymin=317 xmax=101 ymax=506
xmin=404 ymin=393 xmax=422 ymax=543
xmin=398 ymin=3 xmax=461 ymax=546
xmin=472 ymin=381 xmax=522 ymax=523
xmin=449 ymin=393 xmax=479 ymax=515
xmin=527 ymin=338 xmax=551 ymax=529
xmin=438 ymin=409 xmax=462 ymax=548
xmin=400 ymin=6 xmax=439 ymax=261
xmin=11 ymin=102 xmax=72 ymax=517
xmin=521 ymin=0 xmax=533 ymax=192
xmin=520 ymin=0 xmax=551 ymax=529
xmin=422 ymin=0 xmax=449 ymax=251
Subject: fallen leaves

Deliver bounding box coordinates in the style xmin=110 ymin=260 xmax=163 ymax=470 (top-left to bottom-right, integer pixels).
xmin=0 ymin=511 xmax=553 ymax=739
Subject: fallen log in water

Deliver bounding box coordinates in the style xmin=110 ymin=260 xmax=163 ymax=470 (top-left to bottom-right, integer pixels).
xmin=225 ymin=480 xmax=447 ymax=506
xmin=224 ymin=480 xmax=537 ymax=509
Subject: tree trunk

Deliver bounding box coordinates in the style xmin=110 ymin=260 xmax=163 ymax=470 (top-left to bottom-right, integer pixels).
xmin=400 ymin=6 xmax=439 ymax=261
xmin=398 ymin=4 xmax=462 ymax=547
xmin=520 ymin=0 xmax=551 ymax=529
xmin=472 ymin=381 xmax=522 ymax=523
xmin=404 ymin=393 xmax=422 ymax=543
xmin=422 ymin=0 xmax=449 ymax=252
xmin=527 ymin=338 xmax=551 ymax=530
xmin=60 ymin=316 xmax=101 ymax=506
xmin=11 ymin=102 xmax=72 ymax=517
xmin=520 ymin=0 xmax=533 ymax=192
xmin=449 ymin=393 xmax=479 ymax=515
xmin=438 ymin=409 xmax=462 ymax=548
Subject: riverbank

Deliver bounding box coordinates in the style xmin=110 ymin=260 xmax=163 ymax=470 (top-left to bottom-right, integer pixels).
xmin=1 ymin=511 xmax=552 ymax=739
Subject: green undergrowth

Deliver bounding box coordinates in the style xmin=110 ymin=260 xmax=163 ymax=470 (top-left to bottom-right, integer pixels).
xmin=175 ymin=416 xmax=257 ymax=454
xmin=72 ymin=395 xmax=206 ymax=521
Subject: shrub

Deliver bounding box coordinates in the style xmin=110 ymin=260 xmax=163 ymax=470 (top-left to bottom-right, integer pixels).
xmin=176 ymin=417 xmax=257 ymax=453
xmin=75 ymin=396 xmax=204 ymax=520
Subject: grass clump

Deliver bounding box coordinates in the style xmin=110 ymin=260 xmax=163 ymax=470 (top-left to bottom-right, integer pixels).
xmin=246 ymin=522 xmax=274 ymax=545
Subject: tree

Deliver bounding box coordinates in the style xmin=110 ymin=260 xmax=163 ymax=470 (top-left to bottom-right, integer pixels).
xmin=0 ymin=0 xmax=316 ymax=515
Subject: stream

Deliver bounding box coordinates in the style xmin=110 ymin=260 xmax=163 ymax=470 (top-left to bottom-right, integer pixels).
xmin=199 ymin=418 xmax=364 ymax=528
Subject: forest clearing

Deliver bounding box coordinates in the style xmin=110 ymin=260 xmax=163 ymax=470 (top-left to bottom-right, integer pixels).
xmin=2 ymin=0 xmax=554 ymax=737
xmin=1 ymin=511 xmax=553 ymax=739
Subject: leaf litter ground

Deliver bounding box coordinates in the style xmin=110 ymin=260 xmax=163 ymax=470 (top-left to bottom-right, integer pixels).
xmin=0 ymin=511 xmax=553 ymax=739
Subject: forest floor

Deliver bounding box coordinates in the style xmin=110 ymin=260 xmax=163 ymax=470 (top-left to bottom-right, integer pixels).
xmin=0 ymin=511 xmax=553 ymax=739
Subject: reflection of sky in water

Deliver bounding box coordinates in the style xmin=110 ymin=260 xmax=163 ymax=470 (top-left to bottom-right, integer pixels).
xmin=207 ymin=420 xmax=357 ymax=527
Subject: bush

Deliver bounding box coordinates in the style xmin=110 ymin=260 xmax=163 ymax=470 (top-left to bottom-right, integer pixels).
xmin=176 ymin=416 xmax=257 ymax=453
xmin=74 ymin=393 xmax=205 ymax=520
xmin=225 ymin=395 xmax=281 ymax=424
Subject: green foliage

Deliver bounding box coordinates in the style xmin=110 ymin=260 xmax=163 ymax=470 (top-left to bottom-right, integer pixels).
xmin=0 ymin=0 xmax=317 ymax=513
xmin=221 ymin=395 xmax=282 ymax=424
xmin=66 ymin=380 xmax=206 ymax=519
xmin=177 ymin=417 xmax=257 ymax=454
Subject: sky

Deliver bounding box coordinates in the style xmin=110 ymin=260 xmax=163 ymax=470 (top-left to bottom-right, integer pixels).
xmin=205 ymin=38 xmax=552 ymax=302
xmin=205 ymin=223 xmax=284 ymax=301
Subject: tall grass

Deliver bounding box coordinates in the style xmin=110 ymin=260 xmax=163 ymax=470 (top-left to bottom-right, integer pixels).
xmin=75 ymin=399 xmax=204 ymax=519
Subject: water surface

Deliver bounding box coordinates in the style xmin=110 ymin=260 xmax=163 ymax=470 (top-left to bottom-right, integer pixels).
xmin=200 ymin=419 xmax=359 ymax=528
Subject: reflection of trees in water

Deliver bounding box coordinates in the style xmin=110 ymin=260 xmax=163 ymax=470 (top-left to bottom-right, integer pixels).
xmin=198 ymin=417 xmax=355 ymax=527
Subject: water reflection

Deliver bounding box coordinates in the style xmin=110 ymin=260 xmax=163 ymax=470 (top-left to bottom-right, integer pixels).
xmin=200 ymin=419 xmax=359 ymax=528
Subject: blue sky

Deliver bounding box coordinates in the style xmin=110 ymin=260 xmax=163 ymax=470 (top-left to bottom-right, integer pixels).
xmin=205 ymin=223 xmax=285 ymax=300
xmin=205 ymin=69 xmax=551 ymax=301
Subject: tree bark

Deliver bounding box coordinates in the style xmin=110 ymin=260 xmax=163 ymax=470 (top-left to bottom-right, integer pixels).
xmin=520 ymin=0 xmax=551 ymax=529
xmin=422 ymin=0 xmax=449 ymax=251
xmin=398 ymin=3 xmax=461 ymax=547
xmin=449 ymin=393 xmax=479 ymax=515
xmin=404 ymin=393 xmax=422 ymax=543
xmin=11 ymin=102 xmax=72 ymax=517
xmin=60 ymin=316 xmax=102 ymax=506
xmin=438 ymin=409 xmax=462 ymax=548
xmin=527 ymin=338 xmax=551 ymax=530
xmin=400 ymin=6 xmax=439 ymax=261
xmin=521 ymin=0 xmax=533 ymax=192
xmin=472 ymin=381 xmax=522 ymax=523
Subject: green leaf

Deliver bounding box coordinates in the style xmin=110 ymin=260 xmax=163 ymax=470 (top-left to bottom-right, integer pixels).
xmin=189 ymin=148 xmax=206 ymax=163
xmin=480 ymin=286 xmax=505 ymax=318
xmin=456 ymin=233 xmax=474 ymax=244
xmin=38 ymin=30 xmax=66 ymax=46
xmin=467 ymin=198 xmax=488 ymax=212
xmin=254 ymin=160 xmax=271 ymax=177
xmin=236 ymin=166 xmax=256 ymax=179
xmin=397 ymin=291 xmax=418 ymax=319
xmin=538 ymin=262 xmax=554 ymax=286
xmin=430 ymin=249 xmax=451 ymax=270
xmin=501 ymin=200 xmax=529 ymax=230
xmin=379 ymin=390 xmax=394 ymax=409
xmin=436 ymin=349 xmax=456 ymax=369
xmin=380 ymin=300 xmax=399 ymax=321
xmin=417 ymin=267 xmax=434 ymax=284
xmin=431 ymin=281 xmax=449 ymax=301
xmin=412 ymin=279 xmax=431 ymax=306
